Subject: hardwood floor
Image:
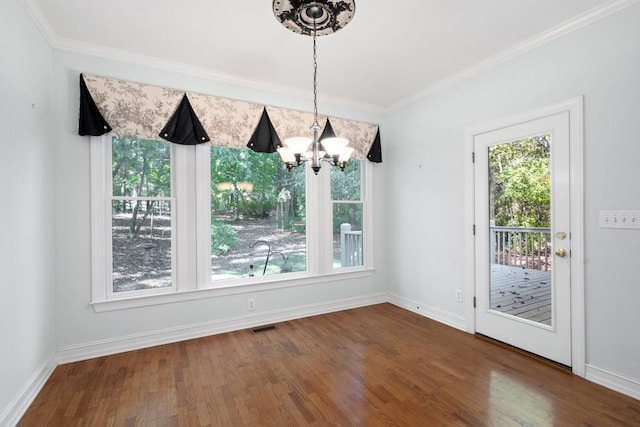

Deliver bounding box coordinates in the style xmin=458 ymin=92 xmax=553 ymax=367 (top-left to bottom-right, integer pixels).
xmin=19 ymin=304 xmax=640 ymax=426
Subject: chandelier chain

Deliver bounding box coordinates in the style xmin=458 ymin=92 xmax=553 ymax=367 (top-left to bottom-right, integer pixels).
xmin=312 ymin=18 xmax=318 ymax=126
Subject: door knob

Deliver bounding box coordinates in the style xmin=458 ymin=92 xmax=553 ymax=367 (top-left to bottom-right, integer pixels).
xmin=555 ymin=248 xmax=567 ymax=258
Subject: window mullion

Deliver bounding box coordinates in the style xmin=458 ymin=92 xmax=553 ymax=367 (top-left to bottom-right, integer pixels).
xmin=362 ymin=162 xmax=373 ymax=270
xmin=318 ymin=165 xmax=333 ymax=275
xmin=90 ymin=135 xmax=109 ymax=302
xmin=303 ymin=162 xmax=319 ymax=275
xmin=174 ymin=144 xmax=196 ymax=291
xmin=104 ymin=135 xmax=116 ymax=299
xmin=195 ymin=144 xmax=212 ymax=289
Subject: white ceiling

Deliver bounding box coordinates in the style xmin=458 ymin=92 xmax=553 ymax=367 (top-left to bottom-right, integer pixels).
xmin=26 ymin=0 xmax=619 ymax=112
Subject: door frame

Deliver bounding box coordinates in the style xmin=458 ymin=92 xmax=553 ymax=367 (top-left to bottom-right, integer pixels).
xmin=464 ymin=97 xmax=585 ymax=376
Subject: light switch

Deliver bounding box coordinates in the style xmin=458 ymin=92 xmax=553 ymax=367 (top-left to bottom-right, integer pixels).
xmin=599 ymin=210 xmax=640 ymax=229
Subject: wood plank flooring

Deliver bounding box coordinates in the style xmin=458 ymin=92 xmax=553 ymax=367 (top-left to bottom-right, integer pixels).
xmin=19 ymin=304 xmax=640 ymax=426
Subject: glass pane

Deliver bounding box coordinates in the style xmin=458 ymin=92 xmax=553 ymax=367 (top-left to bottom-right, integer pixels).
xmin=210 ymin=147 xmax=307 ymax=280
xmin=331 ymin=159 xmax=361 ymax=201
xmin=488 ymin=135 xmax=552 ymax=325
xmin=112 ymin=200 xmax=172 ymax=292
xmin=112 ymin=137 xmax=171 ymax=197
xmin=333 ymin=203 xmax=363 ymax=268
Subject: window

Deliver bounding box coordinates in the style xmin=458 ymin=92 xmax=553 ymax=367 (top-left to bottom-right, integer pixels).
xmin=331 ymin=160 xmax=364 ymax=268
xmin=91 ymin=134 xmax=373 ymax=310
xmin=207 ymin=146 xmax=307 ymax=281
xmin=106 ymin=137 xmax=176 ymax=297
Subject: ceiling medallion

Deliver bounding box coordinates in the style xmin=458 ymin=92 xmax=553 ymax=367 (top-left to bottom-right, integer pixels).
xmin=273 ymin=0 xmax=356 ymax=36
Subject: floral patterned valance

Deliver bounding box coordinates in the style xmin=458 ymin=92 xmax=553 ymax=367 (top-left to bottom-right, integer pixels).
xmin=78 ymin=73 xmax=382 ymax=162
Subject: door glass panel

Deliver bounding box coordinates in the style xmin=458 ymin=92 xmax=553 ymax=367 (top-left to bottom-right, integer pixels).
xmin=488 ymin=135 xmax=552 ymax=325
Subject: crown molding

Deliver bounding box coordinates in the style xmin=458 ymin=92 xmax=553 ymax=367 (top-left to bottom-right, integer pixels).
xmin=19 ymin=0 xmax=58 ymax=43
xmin=385 ymin=0 xmax=640 ymax=112
xmin=53 ymin=37 xmax=387 ymax=115
xmin=18 ymin=0 xmax=385 ymax=115
xmin=20 ymin=0 xmax=639 ymax=115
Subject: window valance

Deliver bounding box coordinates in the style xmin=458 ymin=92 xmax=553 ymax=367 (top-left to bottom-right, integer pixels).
xmin=78 ymin=73 xmax=382 ymax=162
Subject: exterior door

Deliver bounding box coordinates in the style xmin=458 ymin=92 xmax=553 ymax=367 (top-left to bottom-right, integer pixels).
xmin=474 ymin=111 xmax=571 ymax=366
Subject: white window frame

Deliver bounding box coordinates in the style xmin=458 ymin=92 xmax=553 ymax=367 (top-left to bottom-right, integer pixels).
xmin=91 ymin=134 xmax=374 ymax=312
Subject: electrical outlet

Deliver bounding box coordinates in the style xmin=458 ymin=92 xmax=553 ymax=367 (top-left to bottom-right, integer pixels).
xmin=455 ymin=289 xmax=463 ymax=302
xmin=247 ymin=298 xmax=255 ymax=311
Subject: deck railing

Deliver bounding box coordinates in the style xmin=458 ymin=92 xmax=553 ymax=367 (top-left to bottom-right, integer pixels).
xmin=490 ymin=221 xmax=551 ymax=271
xmin=340 ymin=223 xmax=363 ymax=267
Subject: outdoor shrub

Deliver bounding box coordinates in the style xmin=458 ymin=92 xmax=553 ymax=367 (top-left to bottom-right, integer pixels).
xmin=211 ymin=218 xmax=237 ymax=254
xmin=240 ymin=194 xmax=273 ymax=218
xmin=332 ymin=204 xmax=362 ymax=233
xmin=280 ymin=217 xmax=294 ymax=231
xmin=292 ymin=219 xmax=305 ymax=233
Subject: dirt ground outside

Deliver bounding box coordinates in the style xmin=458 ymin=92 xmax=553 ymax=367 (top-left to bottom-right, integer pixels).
xmin=112 ymin=215 xmax=308 ymax=292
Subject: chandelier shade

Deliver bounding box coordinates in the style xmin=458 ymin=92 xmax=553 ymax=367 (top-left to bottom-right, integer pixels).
xmin=339 ymin=147 xmax=354 ymax=163
xmin=276 ymin=146 xmax=297 ymax=164
xmin=284 ymin=136 xmax=312 ymax=154
xmin=321 ymin=137 xmax=349 ymax=156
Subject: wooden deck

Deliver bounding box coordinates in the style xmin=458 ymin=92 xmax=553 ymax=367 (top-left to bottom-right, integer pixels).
xmin=490 ymin=264 xmax=552 ymax=325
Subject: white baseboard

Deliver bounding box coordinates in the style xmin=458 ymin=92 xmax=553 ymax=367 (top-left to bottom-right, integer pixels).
xmin=387 ymin=293 xmax=467 ymax=331
xmin=585 ymin=364 xmax=640 ymax=400
xmin=0 ymin=353 xmax=56 ymax=427
xmin=57 ymin=292 xmax=387 ymax=364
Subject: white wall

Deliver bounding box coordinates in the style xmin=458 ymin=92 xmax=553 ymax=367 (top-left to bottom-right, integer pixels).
xmin=384 ymin=4 xmax=640 ymax=385
xmin=0 ymin=0 xmax=55 ymax=423
xmin=51 ymin=50 xmax=388 ymax=351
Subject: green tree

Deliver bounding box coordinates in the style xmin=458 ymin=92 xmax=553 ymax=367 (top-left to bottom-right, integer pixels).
xmin=331 ymin=160 xmax=362 ymax=232
xmin=210 ymin=147 xmax=283 ymax=220
xmin=331 ymin=159 xmax=361 ymax=201
xmin=489 ymin=135 xmax=550 ymax=227
xmin=112 ymin=137 xmax=170 ymax=238
xmin=209 ymin=146 xmax=307 ymax=252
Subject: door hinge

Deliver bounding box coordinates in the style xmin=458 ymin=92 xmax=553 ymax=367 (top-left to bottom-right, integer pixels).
xmin=473 ymin=297 xmax=476 ymax=308
xmin=472 ymin=152 xmax=475 ymax=163
xmin=472 ymin=224 xmax=476 ymax=235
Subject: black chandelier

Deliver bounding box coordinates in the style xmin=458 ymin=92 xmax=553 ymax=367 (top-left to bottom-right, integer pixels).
xmin=273 ymin=0 xmax=356 ymax=174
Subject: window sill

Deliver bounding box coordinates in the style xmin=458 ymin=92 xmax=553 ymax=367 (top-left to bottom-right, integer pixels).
xmin=91 ymin=269 xmax=375 ymax=312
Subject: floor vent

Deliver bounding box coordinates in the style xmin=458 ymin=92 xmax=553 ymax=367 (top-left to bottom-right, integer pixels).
xmin=251 ymin=325 xmax=277 ymax=334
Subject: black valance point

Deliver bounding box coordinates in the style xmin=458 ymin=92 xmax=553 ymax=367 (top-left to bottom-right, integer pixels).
xmin=159 ymin=94 xmax=210 ymax=145
xmin=319 ymin=118 xmax=337 ymax=153
xmin=78 ymin=74 xmax=112 ymax=136
xmin=247 ymin=108 xmax=282 ymax=153
xmin=367 ymin=128 xmax=383 ymax=163
xmin=320 ymin=118 xmax=337 ymax=140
